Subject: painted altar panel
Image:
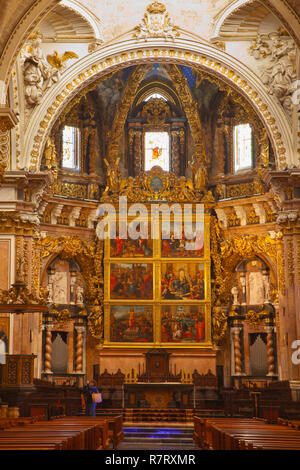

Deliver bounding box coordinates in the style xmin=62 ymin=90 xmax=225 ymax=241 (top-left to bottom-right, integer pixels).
xmin=161 ymin=262 xmax=205 ymax=300
xmin=110 ymin=238 xmax=153 ymax=258
xmin=110 ymin=305 xmax=154 ymax=343
xmin=110 ymin=263 xmax=153 ymax=300
xmin=161 ymin=220 xmax=204 ymax=258
xmin=103 ymin=209 xmax=212 ymax=348
xmin=160 ymin=305 xmax=206 ymax=344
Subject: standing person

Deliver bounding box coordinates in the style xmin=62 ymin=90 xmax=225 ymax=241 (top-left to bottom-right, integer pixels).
xmin=83 ymin=380 xmax=101 ymax=417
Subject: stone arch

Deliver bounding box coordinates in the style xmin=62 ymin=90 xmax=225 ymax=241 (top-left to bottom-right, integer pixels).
xmin=23 ymin=40 xmax=293 ymax=171
xmin=1 ymin=0 xmax=300 ymax=103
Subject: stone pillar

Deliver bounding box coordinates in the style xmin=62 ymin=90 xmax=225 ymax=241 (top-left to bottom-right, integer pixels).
xmin=265 ymin=325 xmax=277 ymax=377
xmin=232 ymin=326 xmax=243 ymax=376
xmin=43 ymin=324 xmax=53 ymax=375
xmin=75 ymin=326 xmax=85 ymax=373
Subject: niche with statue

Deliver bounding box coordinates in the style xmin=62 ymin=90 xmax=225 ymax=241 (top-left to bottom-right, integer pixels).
xmin=231 ymin=258 xmax=274 ymax=307
xmin=45 ymin=257 xmax=85 ymax=307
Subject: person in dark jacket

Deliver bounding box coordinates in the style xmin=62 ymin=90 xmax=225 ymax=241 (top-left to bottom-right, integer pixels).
xmin=83 ymin=380 xmax=100 ymax=417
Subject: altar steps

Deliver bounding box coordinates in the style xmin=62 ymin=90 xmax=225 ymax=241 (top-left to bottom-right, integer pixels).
xmin=118 ymin=426 xmax=199 ymax=450
xmin=123 ymin=408 xmax=225 ymax=423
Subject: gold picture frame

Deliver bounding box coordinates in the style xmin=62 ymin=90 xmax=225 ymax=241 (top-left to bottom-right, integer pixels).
xmin=103 ymin=208 xmax=212 ymax=348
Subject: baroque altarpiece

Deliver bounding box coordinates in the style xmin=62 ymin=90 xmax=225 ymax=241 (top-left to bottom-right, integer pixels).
xmin=1 ymin=0 xmax=300 ymax=410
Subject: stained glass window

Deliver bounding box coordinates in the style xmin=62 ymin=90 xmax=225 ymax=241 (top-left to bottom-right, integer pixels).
xmin=234 ymin=124 xmax=253 ymax=172
xmin=62 ymin=125 xmax=80 ymax=170
xmin=145 ymin=131 xmax=170 ymax=171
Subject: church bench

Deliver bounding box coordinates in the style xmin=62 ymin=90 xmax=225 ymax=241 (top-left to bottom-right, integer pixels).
xmin=0 ymin=430 xmax=81 ymax=450
xmin=0 ymin=417 xmax=112 ymax=450
xmin=58 ymin=417 xmax=111 ymax=449
xmin=221 ymin=429 xmax=300 ymax=450
xmin=0 ymin=434 xmax=70 ymax=450
xmin=194 ymin=417 xmax=300 ymax=450
xmin=206 ymin=421 xmax=300 ymax=450
xmin=46 ymin=418 xmax=109 ymax=449
xmin=0 ymin=416 xmax=43 ymax=429
xmin=24 ymin=422 xmax=100 ymax=450
xmin=0 ymin=442 xmax=61 ymax=450
xmin=0 ymin=419 xmax=102 ymax=450
xmin=61 ymin=415 xmax=124 ymax=449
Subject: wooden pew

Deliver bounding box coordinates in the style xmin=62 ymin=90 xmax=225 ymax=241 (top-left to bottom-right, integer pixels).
xmin=0 ymin=416 xmax=109 ymax=450
xmin=59 ymin=416 xmax=123 ymax=449
xmin=194 ymin=417 xmax=300 ymax=450
xmin=57 ymin=417 xmax=111 ymax=449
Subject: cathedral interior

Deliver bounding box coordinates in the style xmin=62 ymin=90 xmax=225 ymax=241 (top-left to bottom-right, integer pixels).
xmin=0 ymin=0 xmax=300 ymax=451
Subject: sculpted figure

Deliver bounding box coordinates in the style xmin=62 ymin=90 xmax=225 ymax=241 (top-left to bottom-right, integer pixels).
xmin=189 ymin=155 xmax=207 ymax=191
xmin=231 ymin=286 xmax=240 ymax=305
xmin=251 ymin=32 xmax=296 ymax=113
xmin=22 ymin=31 xmax=60 ymax=108
xmin=76 ymin=285 xmax=84 ymax=305
xmin=104 ymin=158 xmax=121 ymax=193
xmin=24 ymin=60 xmax=43 ymax=107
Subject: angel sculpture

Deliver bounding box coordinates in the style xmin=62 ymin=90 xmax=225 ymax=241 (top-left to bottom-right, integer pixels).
xmin=47 ymin=50 xmax=79 ymax=71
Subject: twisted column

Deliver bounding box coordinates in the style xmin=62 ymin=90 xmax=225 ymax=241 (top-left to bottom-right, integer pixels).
xmin=266 ymin=326 xmax=276 ymax=376
xmin=43 ymin=325 xmax=53 ymax=374
xmin=75 ymin=326 xmax=85 ymax=373
xmin=233 ymin=327 xmax=242 ymax=375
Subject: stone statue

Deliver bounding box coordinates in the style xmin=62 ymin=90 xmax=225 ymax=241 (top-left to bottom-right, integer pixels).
xmin=47 ymin=283 xmax=53 ymax=303
xmin=189 ymin=155 xmax=207 ymax=191
xmin=23 ymin=60 xmax=43 ymax=107
xmin=22 ymin=31 xmax=60 ymax=108
xmin=248 ymin=271 xmax=265 ymax=305
xmin=76 ymin=285 xmax=84 ymax=305
xmin=231 ymin=286 xmax=240 ymax=305
xmin=250 ymin=32 xmax=296 ymax=113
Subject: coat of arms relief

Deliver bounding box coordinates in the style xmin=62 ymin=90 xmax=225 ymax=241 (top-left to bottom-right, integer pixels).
xmin=134 ymin=1 xmax=180 ymax=41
